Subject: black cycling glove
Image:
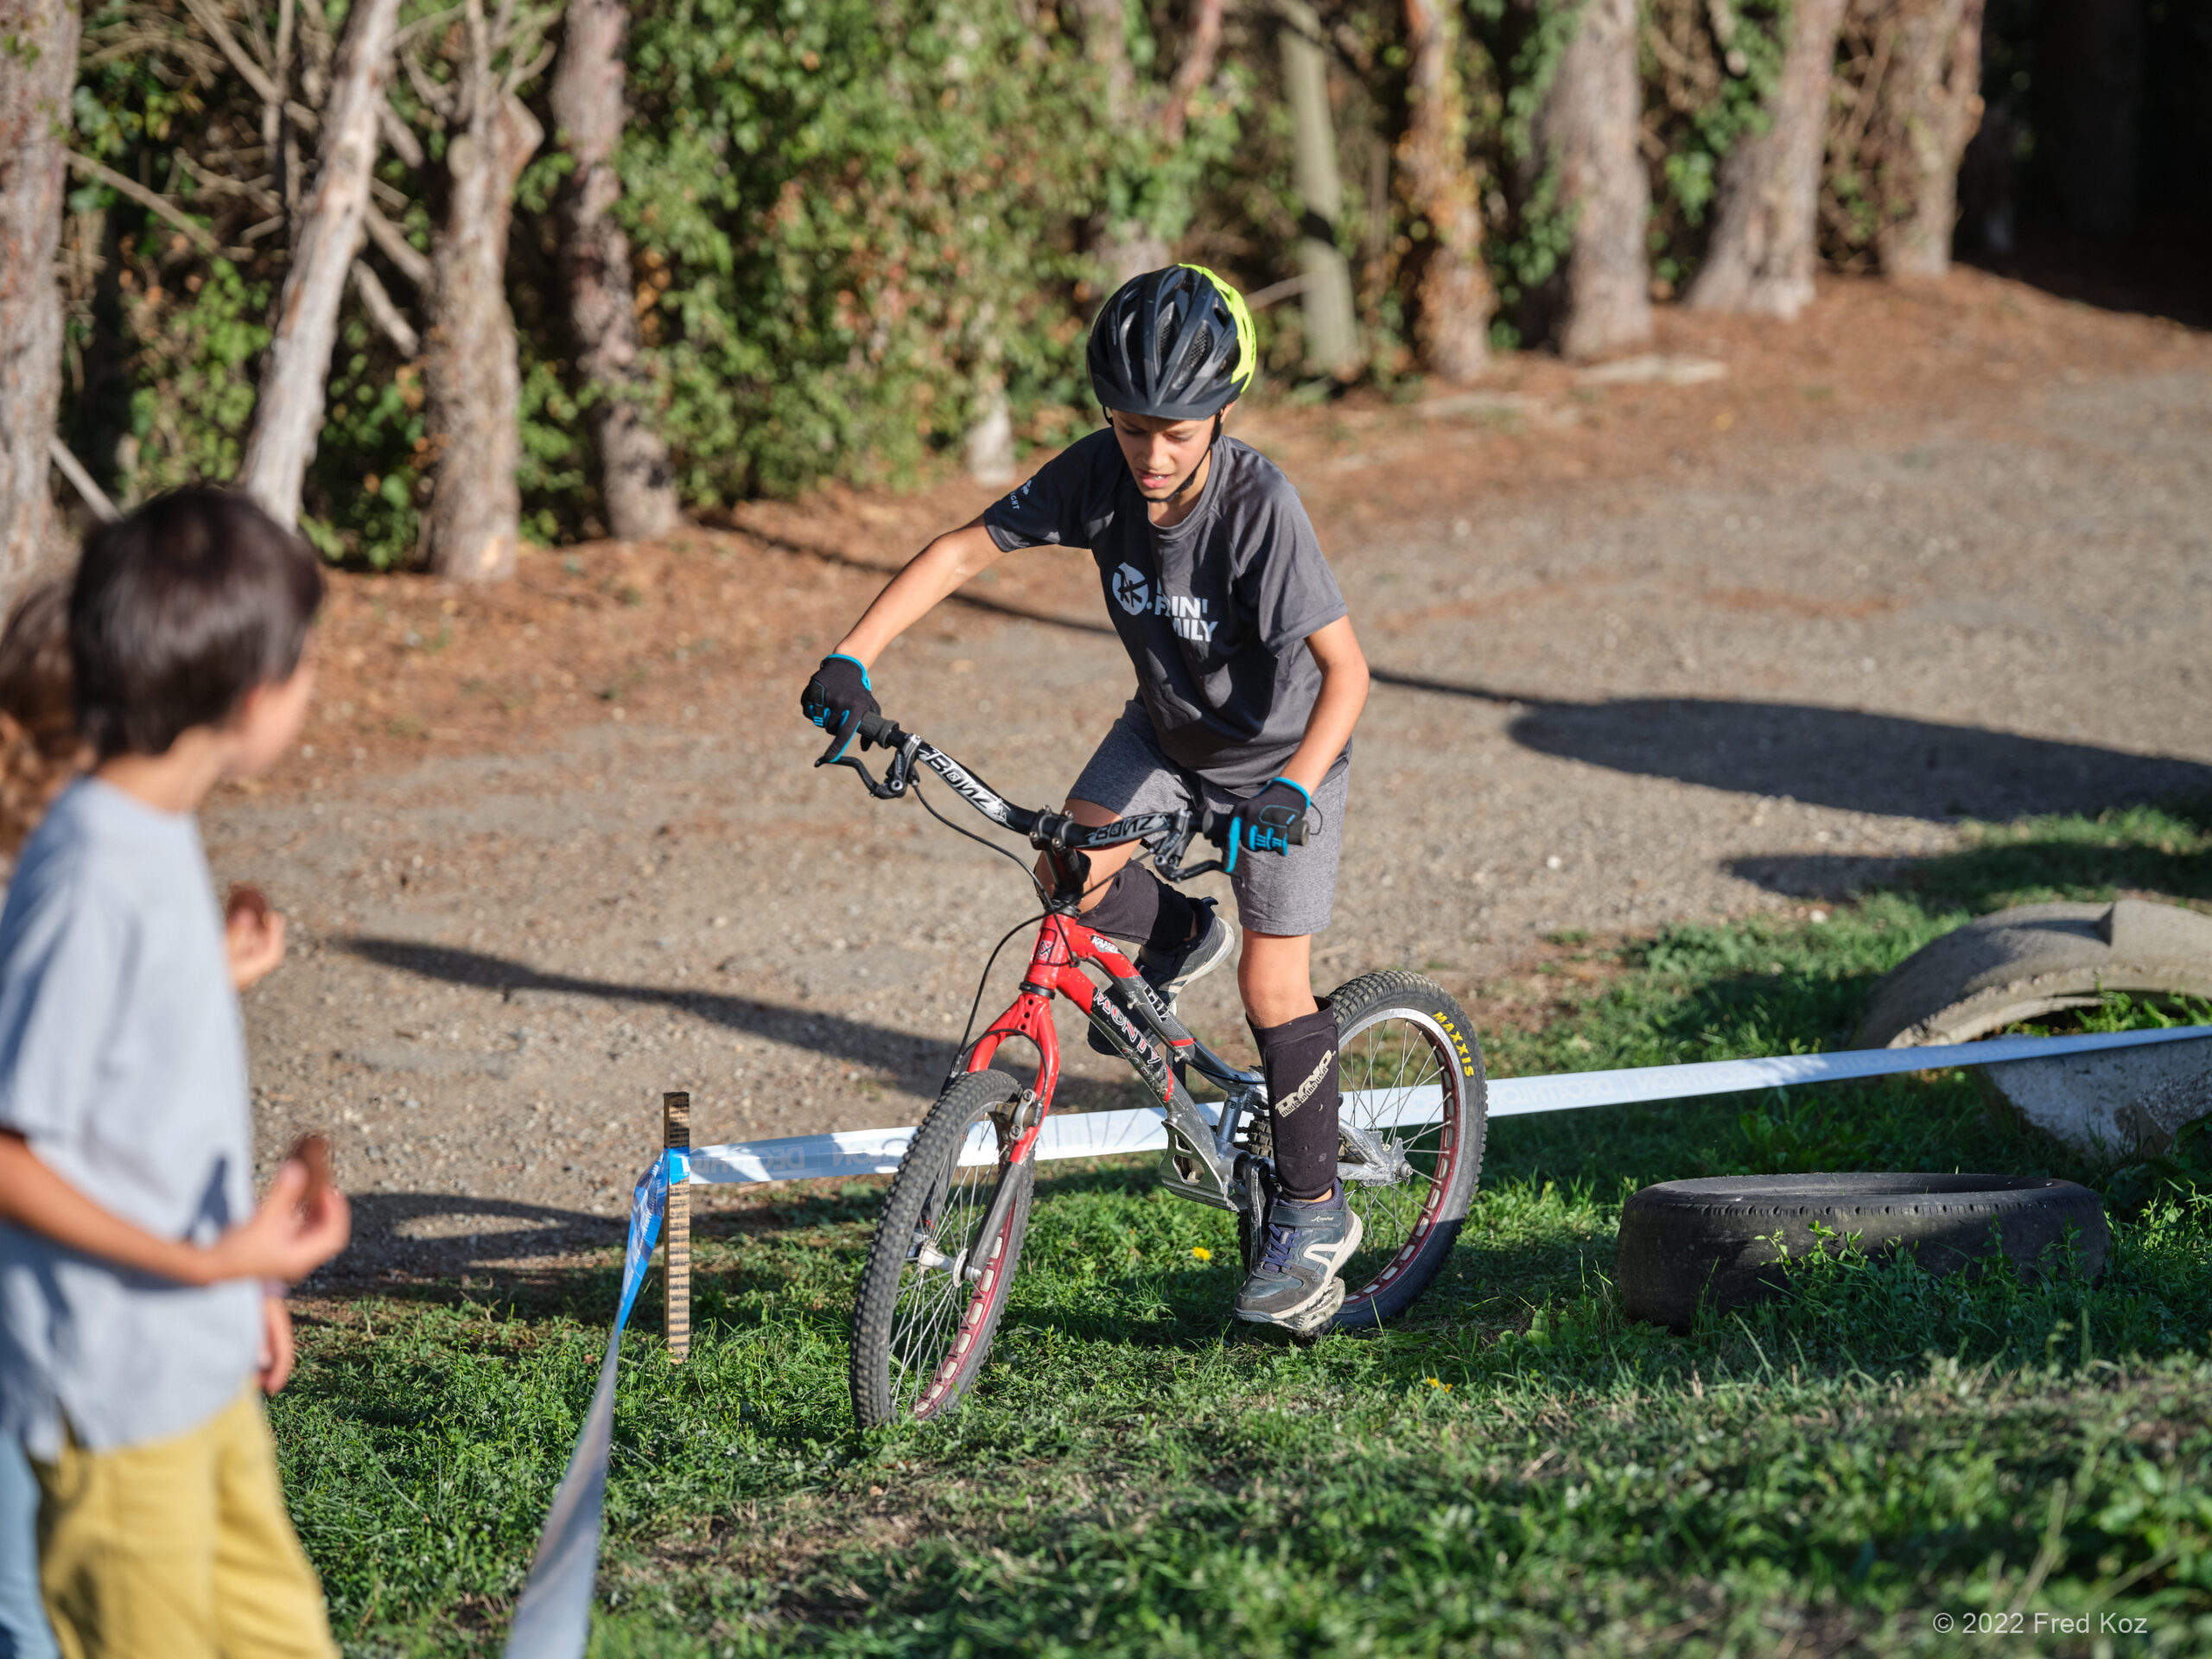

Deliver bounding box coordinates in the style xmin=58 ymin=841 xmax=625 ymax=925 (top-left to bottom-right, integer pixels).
xmin=1225 ymin=777 xmax=1311 ymax=873
xmin=800 ymin=653 xmax=879 ymax=760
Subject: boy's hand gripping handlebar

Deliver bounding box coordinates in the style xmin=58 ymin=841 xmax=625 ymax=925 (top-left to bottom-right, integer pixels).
xmin=816 ymin=712 xmax=1306 ymax=883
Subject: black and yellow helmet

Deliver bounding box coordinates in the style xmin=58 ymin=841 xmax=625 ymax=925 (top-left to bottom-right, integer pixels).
xmin=1087 ymin=264 xmax=1258 ymax=422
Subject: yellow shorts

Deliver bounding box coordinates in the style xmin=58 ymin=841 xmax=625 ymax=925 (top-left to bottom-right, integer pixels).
xmin=31 ymin=1389 xmax=337 ymax=1659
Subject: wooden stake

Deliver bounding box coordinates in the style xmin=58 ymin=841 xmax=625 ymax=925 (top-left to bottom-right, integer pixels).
xmin=664 ymin=1090 xmax=690 ymax=1363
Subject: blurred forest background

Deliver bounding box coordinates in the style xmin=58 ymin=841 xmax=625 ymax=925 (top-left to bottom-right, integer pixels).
xmin=0 ymin=0 xmax=2205 ymax=587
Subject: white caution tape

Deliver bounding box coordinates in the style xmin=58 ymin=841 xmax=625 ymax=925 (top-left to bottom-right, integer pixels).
xmin=505 ymin=1020 xmax=2212 ymax=1652
xmin=683 ymin=1024 xmax=2212 ymax=1189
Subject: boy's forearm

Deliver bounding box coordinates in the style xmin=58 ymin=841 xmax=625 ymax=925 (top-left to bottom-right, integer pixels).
xmin=0 ymin=1133 xmax=218 ymax=1286
xmin=836 ymin=520 xmax=1003 ymax=667
xmin=1278 ymin=622 xmax=1370 ymax=794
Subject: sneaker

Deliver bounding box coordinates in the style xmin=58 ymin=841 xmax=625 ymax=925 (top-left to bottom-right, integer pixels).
xmin=1233 ymin=1186 xmax=1363 ymax=1334
xmin=1088 ymin=899 xmax=1231 ymax=1055
xmin=1135 ymin=898 xmax=1231 ymax=1014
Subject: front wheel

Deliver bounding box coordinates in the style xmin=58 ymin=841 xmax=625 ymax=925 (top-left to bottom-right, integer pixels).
xmin=1326 ymin=972 xmax=1487 ymax=1331
xmin=850 ymin=1070 xmax=1034 ymax=1427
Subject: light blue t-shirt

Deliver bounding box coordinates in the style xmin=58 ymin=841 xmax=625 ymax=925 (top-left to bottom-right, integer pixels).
xmin=0 ymin=779 xmax=260 ymax=1459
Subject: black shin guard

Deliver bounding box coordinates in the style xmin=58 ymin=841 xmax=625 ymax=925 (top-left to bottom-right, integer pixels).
xmin=1254 ymin=1007 xmax=1340 ymax=1202
xmin=1082 ymin=865 xmax=1198 ymax=956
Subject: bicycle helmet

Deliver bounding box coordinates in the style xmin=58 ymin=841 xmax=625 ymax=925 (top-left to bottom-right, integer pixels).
xmin=1088 ymin=264 xmax=1258 ymax=421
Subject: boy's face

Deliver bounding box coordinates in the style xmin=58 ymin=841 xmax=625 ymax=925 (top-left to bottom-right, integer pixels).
xmin=222 ymin=638 xmax=315 ymax=779
xmin=1106 ymin=404 xmax=1233 ymax=502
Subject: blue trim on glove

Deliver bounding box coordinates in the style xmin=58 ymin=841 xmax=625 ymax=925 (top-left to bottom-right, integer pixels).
xmin=1267 ymin=776 xmax=1312 ymax=810
xmin=825 ymin=652 xmax=872 ymax=690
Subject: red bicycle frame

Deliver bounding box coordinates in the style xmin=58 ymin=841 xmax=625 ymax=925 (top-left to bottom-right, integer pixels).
xmin=966 ymin=914 xmax=1198 ymax=1165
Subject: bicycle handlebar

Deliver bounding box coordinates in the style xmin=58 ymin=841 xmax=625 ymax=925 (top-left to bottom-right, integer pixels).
xmin=827 ymin=712 xmax=1306 ymax=879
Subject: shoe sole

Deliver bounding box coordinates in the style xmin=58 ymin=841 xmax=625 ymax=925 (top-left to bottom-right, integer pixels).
xmin=1232 ymin=1209 xmax=1363 ymax=1331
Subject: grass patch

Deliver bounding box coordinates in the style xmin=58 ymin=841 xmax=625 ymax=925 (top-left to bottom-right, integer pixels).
xmin=280 ymin=805 xmax=2212 ymax=1655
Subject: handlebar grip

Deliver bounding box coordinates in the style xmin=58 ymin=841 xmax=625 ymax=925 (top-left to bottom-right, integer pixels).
xmin=855 ymin=712 xmax=898 ymax=747
xmin=1200 ymin=808 xmax=1310 ymax=848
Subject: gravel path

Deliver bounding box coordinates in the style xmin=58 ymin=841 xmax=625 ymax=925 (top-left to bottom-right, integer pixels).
xmin=205 ymin=296 xmax=2212 ymax=1280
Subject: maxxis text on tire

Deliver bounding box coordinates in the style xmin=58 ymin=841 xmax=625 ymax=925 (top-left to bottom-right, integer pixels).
xmin=849 ymin=1070 xmax=1033 ymax=1427
xmin=1618 ymin=1173 xmax=2109 ymax=1334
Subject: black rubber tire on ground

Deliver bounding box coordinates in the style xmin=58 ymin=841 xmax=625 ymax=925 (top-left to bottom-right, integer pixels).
xmin=1618 ymin=1173 xmax=2110 ymax=1333
xmin=1325 ymin=971 xmax=1489 ymax=1332
xmin=849 ymin=1070 xmax=1034 ymax=1427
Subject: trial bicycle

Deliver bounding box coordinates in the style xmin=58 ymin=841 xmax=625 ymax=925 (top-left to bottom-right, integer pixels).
xmin=823 ymin=714 xmax=1489 ymax=1427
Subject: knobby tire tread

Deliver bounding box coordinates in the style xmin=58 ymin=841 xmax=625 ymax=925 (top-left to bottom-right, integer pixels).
xmin=849 ymin=1070 xmax=1033 ymax=1427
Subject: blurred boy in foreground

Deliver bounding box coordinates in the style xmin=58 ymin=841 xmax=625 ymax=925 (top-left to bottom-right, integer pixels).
xmin=0 ymin=493 xmax=350 ymax=1658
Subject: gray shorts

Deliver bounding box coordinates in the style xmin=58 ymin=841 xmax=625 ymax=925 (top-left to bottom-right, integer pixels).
xmin=1070 ymin=701 xmax=1349 ymax=938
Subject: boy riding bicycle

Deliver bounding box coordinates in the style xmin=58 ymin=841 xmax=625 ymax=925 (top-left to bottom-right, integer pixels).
xmin=803 ymin=266 xmax=1373 ymax=1332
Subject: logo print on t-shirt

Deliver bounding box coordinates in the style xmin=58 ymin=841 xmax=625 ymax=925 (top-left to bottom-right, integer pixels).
xmin=1110 ymin=562 xmax=1217 ymax=643
xmin=1111 ymin=563 xmax=1151 ymax=616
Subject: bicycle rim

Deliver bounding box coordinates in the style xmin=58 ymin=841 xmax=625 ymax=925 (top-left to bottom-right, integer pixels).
xmin=879 ymin=1091 xmax=1029 ymax=1421
xmin=1334 ymin=1001 xmax=1471 ymax=1319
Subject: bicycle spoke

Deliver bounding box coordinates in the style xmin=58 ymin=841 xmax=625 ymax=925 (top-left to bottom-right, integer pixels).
xmin=1338 ymin=1010 xmax=1463 ymax=1287
xmin=881 ymin=1143 xmax=1015 ymax=1418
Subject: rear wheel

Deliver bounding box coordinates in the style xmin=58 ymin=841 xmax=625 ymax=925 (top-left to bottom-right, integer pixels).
xmin=849 ymin=1070 xmax=1033 ymax=1427
xmin=1326 ymin=972 xmax=1486 ymax=1330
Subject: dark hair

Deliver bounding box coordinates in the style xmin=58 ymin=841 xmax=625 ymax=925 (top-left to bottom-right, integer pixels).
xmin=71 ymin=489 xmax=325 ymax=760
xmin=0 ymin=582 xmax=82 ymax=859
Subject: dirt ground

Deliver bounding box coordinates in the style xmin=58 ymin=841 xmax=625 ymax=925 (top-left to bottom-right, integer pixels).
xmin=203 ymin=269 xmax=2212 ymax=1283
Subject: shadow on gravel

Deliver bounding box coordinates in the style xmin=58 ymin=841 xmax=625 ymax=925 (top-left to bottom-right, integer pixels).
xmin=339 ymin=938 xmax=1169 ymax=1113
xmin=340 ymin=937 xmax=949 ymax=1096
xmin=1375 ymin=671 xmax=2212 ymax=822
xmin=1507 ymin=699 xmax=2212 ymax=821
xmin=321 ymin=1190 xmax=625 ymax=1286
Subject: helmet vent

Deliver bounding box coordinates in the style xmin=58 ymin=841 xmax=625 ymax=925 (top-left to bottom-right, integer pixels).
xmin=1175 ymin=326 xmax=1216 ymax=385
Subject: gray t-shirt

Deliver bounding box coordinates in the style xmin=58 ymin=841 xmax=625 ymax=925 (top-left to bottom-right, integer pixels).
xmin=0 ymin=779 xmax=260 ymax=1459
xmin=983 ymin=429 xmax=1349 ymax=788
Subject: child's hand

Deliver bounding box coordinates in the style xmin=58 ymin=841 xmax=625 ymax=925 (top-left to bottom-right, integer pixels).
xmin=257 ymin=1293 xmax=296 ymax=1394
xmin=226 ymin=882 xmax=286 ymax=990
xmin=211 ymin=1154 xmax=351 ymax=1285
xmin=800 ymin=654 xmax=879 ymax=760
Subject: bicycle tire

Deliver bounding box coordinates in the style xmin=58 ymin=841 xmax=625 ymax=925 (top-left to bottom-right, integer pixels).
xmin=849 ymin=1070 xmax=1034 ymax=1427
xmin=1326 ymin=971 xmax=1487 ymax=1331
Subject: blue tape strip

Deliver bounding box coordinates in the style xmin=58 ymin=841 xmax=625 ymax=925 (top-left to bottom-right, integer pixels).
xmin=502 ymin=1159 xmax=665 ymax=1659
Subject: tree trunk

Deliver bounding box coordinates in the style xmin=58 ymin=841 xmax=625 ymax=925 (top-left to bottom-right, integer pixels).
xmin=550 ymin=0 xmax=679 ymax=541
xmin=425 ymin=86 xmax=542 ymax=581
xmin=1276 ymin=0 xmax=1361 ymax=377
xmin=0 ymin=0 xmax=81 ymax=595
xmin=1872 ymin=0 xmax=1985 ymax=280
xmin=1399 ymin=0 xmax=1492 ymax=383
xmin=1074 ymin=0 xmax=1172 ymax=289
xmin=1688 ymin=0 xmax=1850 ymax=318
xmin=1533 ymin=0 xmax=1652 ymax=359
xmin=1160 ymin=0 xmax=1225 ymax=145
xmin=237 ymin=0 xmax=403 ymax=527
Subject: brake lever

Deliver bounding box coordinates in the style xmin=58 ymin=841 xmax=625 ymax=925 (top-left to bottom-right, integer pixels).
xmin=815 ymin=725 xmax=915 ymax=800
xmin=1147 ymin=816 xmax=1226 ymax=885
